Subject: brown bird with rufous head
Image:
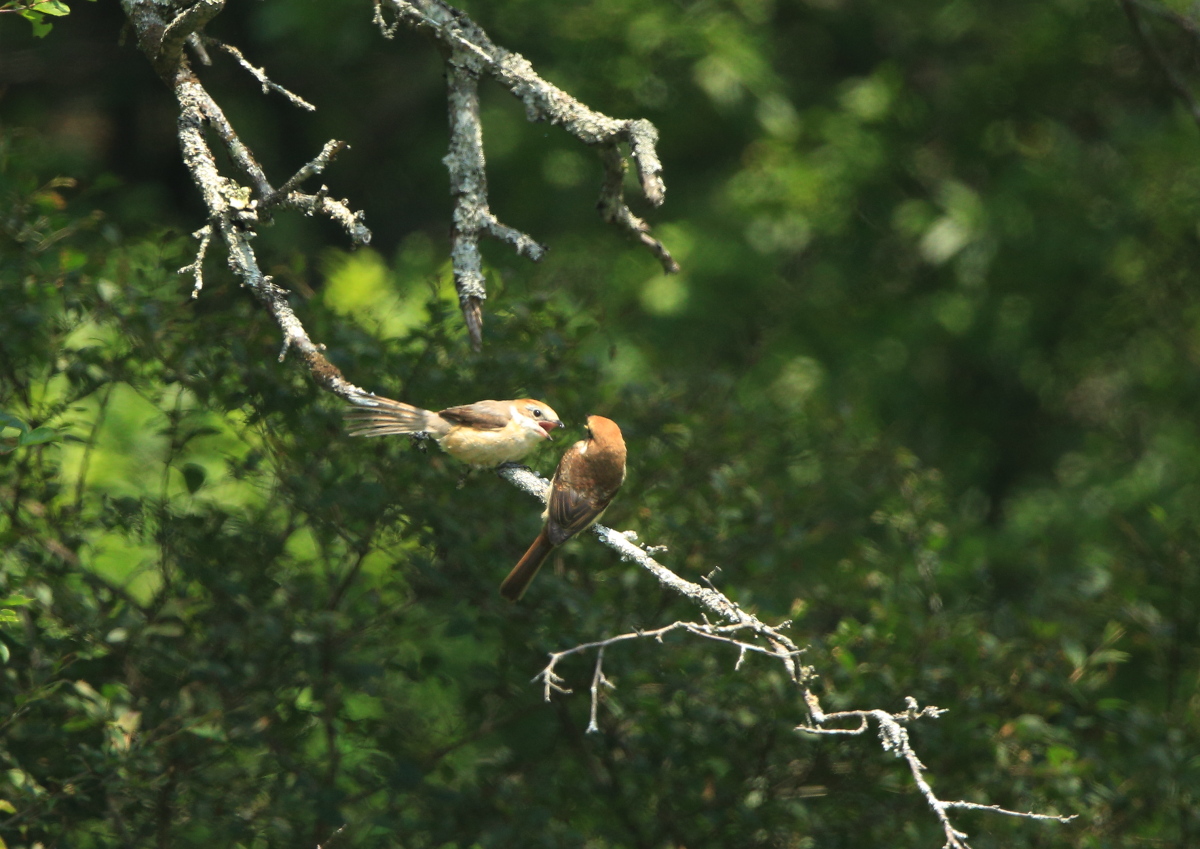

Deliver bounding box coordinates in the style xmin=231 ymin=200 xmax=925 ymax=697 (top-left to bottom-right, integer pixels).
xmin=346 ymin=394 xmax=562 ymax=467
xmin=500 ymin=415 xmax=626 ymax=601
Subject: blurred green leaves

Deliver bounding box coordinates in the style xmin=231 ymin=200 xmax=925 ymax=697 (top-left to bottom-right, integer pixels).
xmin=3 ymin=0 xmax=1200 ymax=844
xmin=0 ymin=411 xmax=62 ymax=454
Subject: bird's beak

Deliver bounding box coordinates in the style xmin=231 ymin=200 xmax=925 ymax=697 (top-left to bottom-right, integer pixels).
xmin=539 ymin=420 xmax=563 ymax=438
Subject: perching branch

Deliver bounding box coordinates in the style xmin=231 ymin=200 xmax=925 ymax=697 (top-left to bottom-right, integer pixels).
xmin=499 ymin=462 xmax=807 ymax=679
xmin=375 ymin=0 xmax=678 ymax=349
xmin=499 ymin=462 xmax=1076 ymax=849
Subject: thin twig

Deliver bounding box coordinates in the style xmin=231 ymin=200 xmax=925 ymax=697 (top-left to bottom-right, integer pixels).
xmin=316 ymin=824 xmax=346 ymax=849
xmin=798 ymin=694 xmax=1076 ymax=848
xmin=178 ymin=224 xmax=212 ymax=298
xmin=532 ymin=619 xmax=806 ymax=709
xmin=585 ymin=646 xmax=610 ymax=733
xmin=201 ymin=36 xmax=317 ymax=110
xmin=263 ymin=140 xmax=348 ymax=207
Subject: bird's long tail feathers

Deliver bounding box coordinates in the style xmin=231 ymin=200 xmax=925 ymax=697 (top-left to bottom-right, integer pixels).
xmin=344 ymin=396 xmax=433 ymax=438
xmin=500 ymin=529 xmax=555 ymax=601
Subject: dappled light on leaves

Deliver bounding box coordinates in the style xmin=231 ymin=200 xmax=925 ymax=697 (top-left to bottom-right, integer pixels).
xmin=4 ymin=0 xmax=1200 ymax=844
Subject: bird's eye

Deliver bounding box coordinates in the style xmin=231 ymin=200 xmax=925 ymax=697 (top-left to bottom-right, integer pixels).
xmin=532 ymin=408 xmax=543 ymax=418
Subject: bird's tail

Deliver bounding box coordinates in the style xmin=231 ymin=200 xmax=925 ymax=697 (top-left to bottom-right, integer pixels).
xmin=344 ymin=395 xmax=438 ymax=438
xmin=500 ymin=529 xmax=555 ymax=601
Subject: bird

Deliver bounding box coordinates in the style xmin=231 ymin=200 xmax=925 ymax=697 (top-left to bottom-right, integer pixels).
xmin=500 ymin=415 xmax=626 ymax=601
xmin=345 ymin=394 xmax=563 ymax=467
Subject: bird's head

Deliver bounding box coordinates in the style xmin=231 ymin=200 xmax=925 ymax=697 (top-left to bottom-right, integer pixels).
xmin=584 ymin=415 xmax=626 ymax=457
xmin=516 ymin=400 xmax=564 ymax=437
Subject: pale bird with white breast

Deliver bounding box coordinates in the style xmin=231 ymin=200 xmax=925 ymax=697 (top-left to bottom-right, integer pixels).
xmin=346 ymin=394 xmax=563 ymax=467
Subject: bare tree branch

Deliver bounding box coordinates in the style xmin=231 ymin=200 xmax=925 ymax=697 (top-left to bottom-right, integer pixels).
xmin=120 ymin=0 xmax=371 ymax=399
xmin=316 ymin=824 xmax=346 ymax=848
xmin=178 ymin=223 xmax=212 ymax=298
xmin=443 ymin=58 xmax=546 ymax=349
xmin=585 ymin=647 xmax=611 ymax=733
xmin=200 ymin=35 xmax=317 ymax=110
xmin=158 ymin=0 xmax=223 ymax=74
xmin=801 ymin=694 xmax=1076 ymax=848
xmin=499 ymin=462 xmax=1076 ymax=848
xmin=376 ymin=0 xmax=678 ymax=349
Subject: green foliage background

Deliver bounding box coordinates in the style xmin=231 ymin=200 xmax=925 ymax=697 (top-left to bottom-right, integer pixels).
xmin=2 ymin=0 xmax=1199 ymax=846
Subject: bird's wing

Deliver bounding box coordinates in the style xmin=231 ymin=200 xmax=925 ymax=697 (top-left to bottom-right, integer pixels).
xmin=546 ymin=479 xmax=606 ymax=546
xmin=438 ymin=401 xmax=511 ymax=431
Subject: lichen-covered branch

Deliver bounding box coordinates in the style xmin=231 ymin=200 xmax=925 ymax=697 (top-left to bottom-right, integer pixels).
xmin=443 ymin=59 xmax=546 ymax=349
xmin=376 ymin=0 xmax=678 ymax=348
xmin=498 ymin=462 xmax=1076 ymax=848
xmin=158 ymin=0 xmax=224 ymax=75
xmin=120 ymin=0 xmax=371 ymax=400
xmin=200 ymin=36 xmax=317 ymax=110
xmin=497 ymin=462 xmax=806 ymax=679
xmin=532 ymin=618 xmax=806 ymax=733
xmin=178 ymin=223 xmax=212 ymax=298
xmin=598 ymin=141 xmax=679 ymax=273
xmin=801 ymin=694 xmax=1077 ymax=848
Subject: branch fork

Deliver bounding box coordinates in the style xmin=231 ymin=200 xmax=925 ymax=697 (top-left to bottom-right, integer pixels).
xmin=499 ymin=459 xmax=1074 ymax=846
xmin=378 ymin=0 xmax=677 ymax=349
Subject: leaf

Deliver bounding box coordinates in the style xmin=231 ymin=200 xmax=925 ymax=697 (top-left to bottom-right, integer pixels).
xmin=344 ymin=693 xmax=385 ymax=721
xmin=0 ymin=595 xmax=33 ymax=608
xmin=181 ymin=463 xmax=206 ymax=494
xmin=0 ymin=642 xmax=9 ymax=664
xmin=19 ymin=10 xmax=52 ymax=36
xmin=184 ymin=722 xmax=227 ymax=741
xmin=17 ymin=426 xmax=60 ymax=447
xmin=0 ymin=611 xmax=19 ymax=624
xmin=143 ymin=622 xmax=184 ymax=638
xmin=0 ymin=412 xmax=29 ymax=435
xmin=39 ymin=0 xmax=71 ymax=16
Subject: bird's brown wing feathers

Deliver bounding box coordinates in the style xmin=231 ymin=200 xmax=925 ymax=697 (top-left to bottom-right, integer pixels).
xmin=546 ymin=479 xmax=607 ymax=545
xmin=438 ymin=401 xmax=511 ymax=431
